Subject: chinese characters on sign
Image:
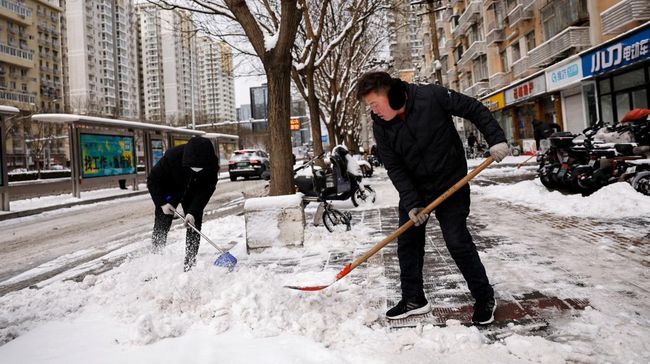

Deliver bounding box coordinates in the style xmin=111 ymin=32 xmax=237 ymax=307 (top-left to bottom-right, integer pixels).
xmin=582 ymin=26 xmax=650 ymax=77
xmin=80 ymin=133 xmax=136 ymax=178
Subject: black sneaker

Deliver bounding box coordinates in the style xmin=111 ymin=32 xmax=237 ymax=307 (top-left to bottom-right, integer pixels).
xmin=386 ymin=298 xmax=431 ymax=320
xmin=472 ymin=297 xmax=497 ymax=325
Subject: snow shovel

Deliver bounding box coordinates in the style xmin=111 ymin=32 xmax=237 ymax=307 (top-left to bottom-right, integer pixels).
xmin=285 ymin=156 xmax=495 ymax=291
xmin=172 ymin=209 xmax=238 ymax=270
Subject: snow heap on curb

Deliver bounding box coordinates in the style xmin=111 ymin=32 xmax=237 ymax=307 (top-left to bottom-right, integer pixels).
xmin=475 ymin=179 xmax=650 ymax=219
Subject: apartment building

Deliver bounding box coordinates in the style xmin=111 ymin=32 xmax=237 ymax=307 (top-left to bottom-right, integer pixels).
xmin=1 ymin=0 xmax=68 ymax=169
xmin=1 ymin=0 xmax=63 ymax=112
xmin=196 ymin=36 xmax=236 ymax=123
xmin=135 ymin=3 xmax=198 ymax=126
xmin=406 ymin=0 xmax=649 ymax=150
xmin=65 ymin=0 xmax=140 ymax=119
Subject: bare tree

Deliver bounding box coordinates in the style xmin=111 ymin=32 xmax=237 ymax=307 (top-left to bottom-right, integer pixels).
xmin=290 ymin=0 xmax=385 ymax=159
xmin=314 ymin=3 xmax=388 ymax=149
xmin=69 ymin=95 xmax=108 ymax=117
xmin=147 ymin=0 xmax=302 ymax=195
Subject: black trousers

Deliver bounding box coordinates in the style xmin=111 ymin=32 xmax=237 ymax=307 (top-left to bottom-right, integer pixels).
xmin=151 ymin=205 xmax=202 ymax=270
xmin=397 ymin=185 xmax=493 ymax=302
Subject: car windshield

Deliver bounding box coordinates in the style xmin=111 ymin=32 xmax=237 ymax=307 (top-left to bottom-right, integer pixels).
xmin=231 ymin=152 xmax=256 ymax=161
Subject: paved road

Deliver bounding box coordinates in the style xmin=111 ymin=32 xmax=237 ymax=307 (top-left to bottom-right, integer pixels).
xmin=0 ymin=179 xmax=267 ymax=293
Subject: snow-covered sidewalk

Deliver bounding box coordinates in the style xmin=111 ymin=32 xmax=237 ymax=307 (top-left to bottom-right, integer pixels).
xmin=0 ymin=165 xmax=648 ymax=363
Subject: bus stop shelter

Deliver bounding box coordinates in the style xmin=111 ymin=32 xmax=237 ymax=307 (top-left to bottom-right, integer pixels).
xmin=30 ymin=113 xmax=205 ymax=201
xmin=1 ymin=106 xmax=20 ymax=210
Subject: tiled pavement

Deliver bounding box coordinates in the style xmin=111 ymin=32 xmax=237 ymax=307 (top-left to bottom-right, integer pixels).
xmin=252 ymin=167 xmax=649 ymax=342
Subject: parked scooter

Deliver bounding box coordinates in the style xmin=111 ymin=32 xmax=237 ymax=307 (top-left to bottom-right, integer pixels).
xmin=294 ymin=146 xmax=377 ymax=207
xmin=537 ymin=109 xmax=650 ymax=195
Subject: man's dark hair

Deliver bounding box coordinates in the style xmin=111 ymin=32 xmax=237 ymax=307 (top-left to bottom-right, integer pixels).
xmin=356 ymin=71 xmax=393 ymax=101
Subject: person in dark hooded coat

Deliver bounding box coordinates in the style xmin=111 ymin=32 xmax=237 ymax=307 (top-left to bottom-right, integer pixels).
xmin=147 ymin=136 xmax=220 ymax=271
xmin=357 ymin=71 xmax=509 ymax=325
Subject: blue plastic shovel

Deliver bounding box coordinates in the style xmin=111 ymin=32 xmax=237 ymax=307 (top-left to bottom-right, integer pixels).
xmin=172 ymin=209 xmax=238 ymax=270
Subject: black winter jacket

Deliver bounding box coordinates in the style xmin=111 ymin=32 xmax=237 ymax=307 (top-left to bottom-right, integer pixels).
xmin=147 ymin=137 xmax=220 ymax=217
xmin=372 ymin=82 xmax=506 ymax=212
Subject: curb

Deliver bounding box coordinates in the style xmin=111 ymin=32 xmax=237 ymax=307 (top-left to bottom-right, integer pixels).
xmin=0 ymin=190 xmax=150 ymax=222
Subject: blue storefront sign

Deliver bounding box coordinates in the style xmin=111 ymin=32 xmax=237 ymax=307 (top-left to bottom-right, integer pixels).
xmin=582 ymin=25 xmax=650 ymax=77
xmin=546 ymin=57 xmax=583 ymax=92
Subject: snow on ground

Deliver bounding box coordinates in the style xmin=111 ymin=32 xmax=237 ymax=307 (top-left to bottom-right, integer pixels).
xmin=474 ymin=179 xmax=650 ymax=218
xmin=3 ymin=183 xmax=147 ymax=213
xmin=0 ymin=163 xmax=648 ymax=363
xmin=467 ymin=155 xmax=535 ymax=168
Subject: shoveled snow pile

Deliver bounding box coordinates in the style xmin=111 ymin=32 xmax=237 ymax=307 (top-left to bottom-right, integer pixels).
xmin=475 ymin=179 xmax=650 ymax=218
xmin=0 ymin=214 xmax=578 ymax=363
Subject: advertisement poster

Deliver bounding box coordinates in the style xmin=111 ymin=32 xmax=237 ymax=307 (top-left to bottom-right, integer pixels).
xmin=173 ymin=138 xmax=189 ymax=147
xmin=151 ymin=139 xmax=164 ymax=167
xmin=80 ymin=133 xmax=136 ymax=178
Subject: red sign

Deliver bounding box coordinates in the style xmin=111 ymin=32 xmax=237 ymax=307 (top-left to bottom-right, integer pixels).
xmin=512 ymin=81 xmax=534 ymax=100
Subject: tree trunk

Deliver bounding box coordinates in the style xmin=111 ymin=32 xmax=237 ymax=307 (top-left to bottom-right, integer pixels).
xmin=305 ymin=67 xmax=326 ymax=166
xmin=266 ymin=66 xmax=295 ymax=196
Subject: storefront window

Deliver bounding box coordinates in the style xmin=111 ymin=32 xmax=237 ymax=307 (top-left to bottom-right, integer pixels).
xmin=601 ymin=95 xmax=613 ymax=125
xmin=616 ymin=93 xmax=630 ymax=122
xmin=613 ymin=68 xmax=645 ymax=92
xmin=583 ymin=83 xmax=598 ymax=126
xmin=599 ymin=78 xmax=611 ymax=94
xmin=632 ymin=89 xmax=648 ymax=109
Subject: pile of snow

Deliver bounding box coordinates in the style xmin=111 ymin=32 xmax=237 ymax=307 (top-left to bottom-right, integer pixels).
xmin=475 ymin=179 xmax=650 ymax=218
xmin=0 ymin=213 xmax=579 ymax=363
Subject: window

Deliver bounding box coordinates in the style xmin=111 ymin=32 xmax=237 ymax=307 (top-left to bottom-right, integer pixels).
xmin=500 ymin=50 xmax=509 ymax=72
xmin=525 ymin=32 xmax=535 ymax=52
xmin=511 ymin=42 xmax=521 ymax=62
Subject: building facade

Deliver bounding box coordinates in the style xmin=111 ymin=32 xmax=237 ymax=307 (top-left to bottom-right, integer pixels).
xmin=65 ymin=0 xmax=140 ymax=119
xmin=1 ymin=0 xmax=68 ymax=169
xmin=135 ymin=3 xmax=198 ymax=126
xmin=396 ymin=0 xmax=650 ymax=150
xmin=197 ymin=36 xmax=236 ymax=123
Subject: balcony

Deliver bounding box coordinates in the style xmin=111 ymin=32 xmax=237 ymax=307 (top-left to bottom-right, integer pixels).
xmin=601 ymin=0 xmax=650 ymax=35
xmin=528 ymin=27 xmax=590 ymax=68
xmin=0 ymin=0 xmax=33 ymax=24
xmin=486 ymin=25 xmax=505 ymax=45
xmin=464 ymin=81 xmax=489 ymax=98
xmin=0 ymin=41 xmax=33 ymax=67
xmin=457 ymin=40 xmax=486 ymax=69
xmin=507 ymin=3 xmax=533 ymax=27
xmin=0 ymin=90 xmax=36 ymax=104
xmin=489 ymin=72 xmax=510 ymax=90
xmin=511 ymin=56 xmax=530 ymax=78
xmin=455 ymin=1 xmax=481 ymax=36
xmin=522 ymin=0 xmax=536 ymax=12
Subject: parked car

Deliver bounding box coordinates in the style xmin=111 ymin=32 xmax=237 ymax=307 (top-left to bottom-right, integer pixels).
xmin=228 ymin=149 xmax=271 ymax=181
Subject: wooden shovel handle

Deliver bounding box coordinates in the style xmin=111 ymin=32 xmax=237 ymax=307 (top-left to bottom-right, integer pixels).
xmin=345 ymin=156 xmax=495 ymax=273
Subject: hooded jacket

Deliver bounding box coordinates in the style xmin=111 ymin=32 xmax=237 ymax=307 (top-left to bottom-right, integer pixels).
xmin=147 ymin=136 xmax=220 ymax=216
xmin=372 ymin=82 xmax=506 ymax=212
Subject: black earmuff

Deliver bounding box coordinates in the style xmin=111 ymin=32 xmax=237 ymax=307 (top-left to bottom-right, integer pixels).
xmin=387 ymin=78 xmax=406 ymax=111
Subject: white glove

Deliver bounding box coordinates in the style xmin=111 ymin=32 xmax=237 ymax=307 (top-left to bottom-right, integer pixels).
xmin=408 ymin=207 xmax=429 ymax=227
xmin=489 ymin=142 xmax=509 ymax=163
xmin=184 ymin=214 xmax=195 ymax=228
xmin=161 ymin=203 xmax=175 ymax=215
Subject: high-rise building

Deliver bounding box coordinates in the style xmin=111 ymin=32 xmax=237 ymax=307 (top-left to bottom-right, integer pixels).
xmin=0 ymin=0 xmax=64 ymax=112
xmin=64 ymin=0 xmax=140 ymax=118
xmin=135 ymin=3 xmax=198 ymax=126
xmin=197 ymin=36 xmax=236 ymax=122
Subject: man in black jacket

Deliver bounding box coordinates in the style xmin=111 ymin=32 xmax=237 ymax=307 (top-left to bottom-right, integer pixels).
xmin=147 ymin=136 xmax=220 ymax=271
xmin=357 ymin=72 xmax=509 ymax=325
